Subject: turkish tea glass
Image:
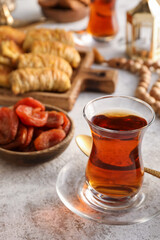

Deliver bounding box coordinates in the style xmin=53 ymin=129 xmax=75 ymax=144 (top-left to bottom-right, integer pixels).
xmin=87 ymin=0 xmax=118 ymax=42
xmin=74 ymin=0 xmax=118 ymax=47
xmin=83 ymin=95 xmax=155 ymax=209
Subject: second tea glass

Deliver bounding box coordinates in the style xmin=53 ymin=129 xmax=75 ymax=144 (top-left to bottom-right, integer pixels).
xmin=87 ymin=0 xmax=118 ymax=42
xmin=74 ymin=0 xmax=118 ymax=47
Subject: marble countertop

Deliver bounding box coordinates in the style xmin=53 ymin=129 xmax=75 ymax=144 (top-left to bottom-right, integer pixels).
xmin=1 ymin=0 xmax=160 ymax=239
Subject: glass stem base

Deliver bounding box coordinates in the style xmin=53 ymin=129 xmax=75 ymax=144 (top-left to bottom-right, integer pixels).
xmin=79 ymin=182 xmax=145 ymax=211
xmin=56 ymin=157 xmax=160 ymax=225
xmin=92 ymin=34 xmax=116 ymax=42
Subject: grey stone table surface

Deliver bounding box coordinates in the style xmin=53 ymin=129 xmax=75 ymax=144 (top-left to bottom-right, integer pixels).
xmin=1 ymin=0 xmax=160 ymax=239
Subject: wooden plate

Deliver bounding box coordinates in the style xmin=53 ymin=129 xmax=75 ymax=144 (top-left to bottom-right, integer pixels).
xmin=41 ymin=6 xmax=89 ymax=23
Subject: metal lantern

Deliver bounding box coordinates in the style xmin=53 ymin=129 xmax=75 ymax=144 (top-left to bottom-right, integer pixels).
xmin=126 ymin=0 xmax=160 ymax=61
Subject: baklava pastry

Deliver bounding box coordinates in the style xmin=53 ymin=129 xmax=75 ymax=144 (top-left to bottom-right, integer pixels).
xmin=9 ymin=67 xmax=71 ymax=95
xmin=1 ymin=40 xmax=23 ymax=65
xmin=0 ymin=55 xmax=11 ymax=66
xmin=0 ymin=26 xmax=25 ymax=46
xmin=31 ymin=41 xmax=81 ymax=68
xmin=23 ymin=28 xmax=74 ymax=51
xmin=0 ymin=64 xmax=13 ymax=88
xmin=18 ymin=53 xmax=73 ymax=77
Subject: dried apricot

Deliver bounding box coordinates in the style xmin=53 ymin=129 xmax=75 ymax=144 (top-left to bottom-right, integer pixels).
xmin=45 ymin=111 xmax=64 ymax=128
xmin=59 ymin=112 xmax=71 ymax=134
xmin=2 ymin=124 xmax=27 ymax=150
xmin=21 ymin=126 xmax=34 ymax=148
xmin=14 ymin=97 xmax=45 ymax=111
xmin=34 ymin=128 xmax=66 ymax=150
xmin=16 ymin=105 xmax=48 ymax=127
xmin=0 ymin=107 xmax=19 ymax=144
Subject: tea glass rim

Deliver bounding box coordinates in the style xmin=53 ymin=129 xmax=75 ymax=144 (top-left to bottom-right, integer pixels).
xmin=83 ymin=95 xmax=155 ymax=135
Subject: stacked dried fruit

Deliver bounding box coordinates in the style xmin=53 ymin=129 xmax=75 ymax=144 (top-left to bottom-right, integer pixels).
xmin=0 ymin=97 xmax=71 ymax=151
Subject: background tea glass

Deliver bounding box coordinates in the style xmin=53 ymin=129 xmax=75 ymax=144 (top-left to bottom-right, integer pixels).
xmin=74 ymin=0 xmax=119 ymax=46
xmin=87 ymin=0 xmax=119 ymax=42
xmin=83 ymin=95 xmax=155 ymax=209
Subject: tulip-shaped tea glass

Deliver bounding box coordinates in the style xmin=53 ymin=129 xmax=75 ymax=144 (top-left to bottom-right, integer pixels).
xmin=74 ymin=0 xmax=118 ymax=47
xmin=56 ymin=96 xmax=160 ymax=225
xmin=83 ymin=96 xmax=154 ymax=209
xmin=87 ymin=0 xmax=118 ymax=42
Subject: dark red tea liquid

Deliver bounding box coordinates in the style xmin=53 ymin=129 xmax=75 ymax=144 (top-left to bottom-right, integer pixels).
xmin=85 ymin=110 xmax=147 ymax=199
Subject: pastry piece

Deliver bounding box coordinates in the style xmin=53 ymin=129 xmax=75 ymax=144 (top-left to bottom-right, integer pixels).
xmin=18 ymin=53 xmax=73 ymax=77
xmin=9 ymin=67 xmax=71 ymax=95
xmin=0 ymin=64 xmax=12 ymax=88
xmin=31 ymin=41 xmax=81 ymax=68
xmin=1 ymin=40 xmax=23 ymax=65
xmin=0 ymin=26 xmax=25 ymax=46
xmin=0 ymin=55 xmax=11 ymax=66
xmin=23 ymin=28 xmax=74 ymax=51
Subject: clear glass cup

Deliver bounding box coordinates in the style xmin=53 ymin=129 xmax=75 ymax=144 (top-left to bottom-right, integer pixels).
xmin=56 ymin=95 xmax=160 ymax=225
xmin=86 ymin=0 xmax=118 ymax=42
xmin=74 ymin=0 xmax=118 ymax=47
xmin=83 ymin=95 xmax=155 ymax=208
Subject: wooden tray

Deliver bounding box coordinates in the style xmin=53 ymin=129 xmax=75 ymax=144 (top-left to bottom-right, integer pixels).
xmin=0 ymin=50 xmax=118 ymax=111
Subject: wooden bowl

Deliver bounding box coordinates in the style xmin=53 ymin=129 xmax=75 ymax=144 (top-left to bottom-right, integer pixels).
xmin=0 ymin=105 xmax=74 ymax=165
xmin=41 ymin=6 xmax=89 ymax=23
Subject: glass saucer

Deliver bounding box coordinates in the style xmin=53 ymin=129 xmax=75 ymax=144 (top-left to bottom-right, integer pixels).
xmin=56 ymin=154 xmax=160 ymax=225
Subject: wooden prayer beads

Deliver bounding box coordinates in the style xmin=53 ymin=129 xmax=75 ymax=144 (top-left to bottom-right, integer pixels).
xmin=104 ymin=56 xmax=160 ymax=116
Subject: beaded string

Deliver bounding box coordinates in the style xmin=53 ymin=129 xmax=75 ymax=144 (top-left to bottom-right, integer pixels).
xmin=106 ymin=58 xmax=160 ymax=115
xmin=93 ymin=48 xmax=160 ymax=116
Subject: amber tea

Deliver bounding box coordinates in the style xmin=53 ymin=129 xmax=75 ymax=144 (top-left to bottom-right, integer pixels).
xmin=87 ymin=0 xmax=118 ymax=40
xmin=85 ymin=110 xmax=147 ymax=200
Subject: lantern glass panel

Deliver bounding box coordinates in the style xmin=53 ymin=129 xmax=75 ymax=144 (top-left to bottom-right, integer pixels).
xmin=126 ymin=22 xmax=132 ymax=45
xmin=157 ymin=27 xmax=160 ymax=48
xmin=134 ymin=24 xmax=152 ymax=51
